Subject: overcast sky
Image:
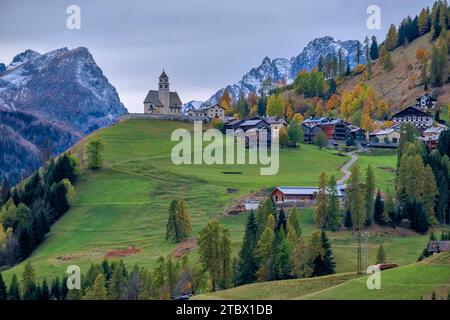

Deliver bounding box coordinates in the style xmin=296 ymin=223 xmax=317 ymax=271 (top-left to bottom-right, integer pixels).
xmin=0 ymin=0 xmax=434 ymax=112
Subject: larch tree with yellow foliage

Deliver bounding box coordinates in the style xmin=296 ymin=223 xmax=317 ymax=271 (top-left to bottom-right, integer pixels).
xmin=219 ymin=89 xmax=233 ymax=114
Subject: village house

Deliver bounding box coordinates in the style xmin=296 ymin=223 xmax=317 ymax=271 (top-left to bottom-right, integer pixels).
xmin=272 ymin=185 xmax=346 ymax=205
xmin=224 ymin=119 xmax=243 ymax=131
xmin=420 ymin=123 xmax=447 ymax=150
xmin=369 ymin=128 xmax=401 ymax=148
xmin=415 ymin=93 xmax=437 ymax=112
xmin=143 ymin=71 xmax=182 ymax=115
xmin=265 ymin=116 xmax=288 ymax=134
xmin=187 ymin=104 xmax=225 ymax=121
xmin=302 ymin=117 xmax=366 ymax=144
xmin=391 ymin=106 xmax=433 ymax=131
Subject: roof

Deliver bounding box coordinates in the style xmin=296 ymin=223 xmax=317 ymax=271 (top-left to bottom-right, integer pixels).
xmin=143 ymin=90 xmax=182 ymax=108
xmin=428 ymin=241 xmax=450 ymax=252
xmin=199 ymin=103 xmax=225 ymax=111
xmin=225 ymin=119 xmax=243 ymax=126
xmin=423 ymin=124 xmax=447 ymax=134
xmin=392 ymin=106 xmax=432 ymax=118
xmin=274 ymin=186 xmax=345 ymax=197
xmin=370 ymin=128 xmax=398 ymax=136
xmin=416 ymin=94 xmax=437 ymax=102
xmin=143 ymin=90 xmax=162 ymax=105
xmin=265 ymin=117 xmax=287 ymax=125
xmin=240 ymin=119 xmax=268 ymax=127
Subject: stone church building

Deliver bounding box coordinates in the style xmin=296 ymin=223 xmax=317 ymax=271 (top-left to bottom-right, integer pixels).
xmin=143 ymin=71 xmax=182 ymax=115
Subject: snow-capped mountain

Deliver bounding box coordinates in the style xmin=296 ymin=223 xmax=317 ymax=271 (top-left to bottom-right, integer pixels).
xmin=182 ymin=100 xmax=204 ymax=114
xmin=0 ymin=47 xmax=127 ymax=133
xmin=0 ymin=47 xmax=127 ymax=185
xmin=207 ymin=36 xmax=365 ymax=104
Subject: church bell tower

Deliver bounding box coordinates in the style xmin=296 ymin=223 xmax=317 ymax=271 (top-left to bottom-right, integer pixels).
xmin=158 ymin=70 xmax=170 ymax=110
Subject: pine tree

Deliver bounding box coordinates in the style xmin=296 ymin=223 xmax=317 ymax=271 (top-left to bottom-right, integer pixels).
xmin=84 ymin=273 xmax=107 ymax=300
xmin=370 ymin=36 xmax=379 ymax=60
xmin=385 ymin=24 xmax=398 ymax=51
xmin=364 ymin=165 xmax=376 ymax=226
xmin=166 ymin=200 xmax=179 ymax=241
xmin=418 ymin=8 xmax=430 ymax=35
xmin=344 ymin=209 xmax=353 ymax=229
xmin=292 ymin=236 xmax=313 ymax=278
xmin=197 ymin=220 xmax=227 ymax=291
xmin=21 ymin=261 xmax=37 ymax=300
xmin=430 ymin=39 xmax=449 ymax=87
xmin=256 ymin=222 xmax=275 ymax=281
xmin=374 ymin=189 xmax=386 ymax=225
xmin=219 ymin=88 xmax=233 ymax=114
xmin=287 ymin=207 xmax=301 ymax=237
xmin=326 ymin=175 xmax=340 ymax=231
xmin=177 ymin=199 xmax=192 ymax=240
xmin=8 ymin=274 xmax=20 ymax=300
xmin=364 ymin=36 xmax=372 ymax=78
xmin=108 ymin=263 xmax=127 ymax=299
xmin=315 ymin=172 xmax=327 ymax=229
xmin=40 ymin=279 xmax=49 ymax=300
xmin=218 ymin=228 xmax=232 ymax=290
xmin=274 ymin=236 xmax=294 ymax=280
xmin=50 ymin=277 xmax=61 ymax=300
xmin=0 ymin=272 xmax=7 ymax=300
xmin=237 ymin=211 xmax=258 ymax=285
xmin=312 ymin=230 xmax=335 ymax=276
xmin=380 ymin=45 xmax=393 ymax=71
xmin=376 ymin=245 xmax=386 ymax=264
xmin=422 ymin=165 xmax=438 ymax=224
xmin=356 ymin=41 xmax=362 ymax=65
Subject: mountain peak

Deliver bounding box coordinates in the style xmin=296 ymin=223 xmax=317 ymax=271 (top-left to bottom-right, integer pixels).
xmin=207 ymin=35 xmax=364 ymax=104
xmin=8 ymin=49 xmax=41 ymax=69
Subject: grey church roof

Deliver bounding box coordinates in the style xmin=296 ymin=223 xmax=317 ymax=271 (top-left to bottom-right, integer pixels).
xmin=143 ymin=90 xmax=182 ymax=108
xmin=143 ymin=90 xmax=162 ymax=105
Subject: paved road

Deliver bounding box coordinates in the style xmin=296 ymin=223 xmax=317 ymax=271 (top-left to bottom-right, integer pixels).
xmin=337 ymin=151 xmax=358 ymax=185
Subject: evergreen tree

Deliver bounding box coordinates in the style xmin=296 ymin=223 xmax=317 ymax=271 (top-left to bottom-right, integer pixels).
xmin=276 ymin=208 xmax=287 ymax=233
xmin=237 ymin=211 xmax=258 ymax=285
xmin=256 ymin=217 xmax=275 ymax=281
xmin=380 ymin=45 xmax=393 ymax=71
xmin=422 ymin=165 xmax=438 ymax=224
xmin=370 ymin=36 xmax=379 ymax=60
xmin=374 ymin=189 xmax=386 ymax=225
xmin=287 ymin=207 xmax=301 ymax=237
xmin=108 ymin=263 xmax=127 ymax=300
xmin=21 ymin=261 xmax=37 ymax=300
xmin=418 ymin=8 xmax=430 ymax=35
xmin=326 ymin=175 xmax=340 ymax=231
xmin=274 ymin=236 xmax=294 ymax=280
xmin=50 ymin=277 xmax=61 ymax=300
xmin=317 ymin=55 xmax=324 ymax=72
xmin=364 ymin=165 xmax=376 ymax=226
xmin=312 ymin=230 xmax=335 ymax=276
xmin=376 ymin=245 xmax=387 ymax=264
xmin=8 ymin=274 xmax=20 ymax=300
xmin=430 ymin=39 xmax=449 ymax=87
xmin=84 ymin=273 xmax=107 ymax=300
xmin=292 ymin=236 xmax=313 ymax=278
xmin=344 ymin=209 xmax=353 ymax=229
xmin=404 ymin=199 xmax=429 ymax=233
xmin=40 ymin=278 xmax=49 ymax=300
xmin=177 ymin=199 xmax=192 ymax=240
xmin=356 ymin=41 xmax=362 ymax=65
xmin=349 ymin=165 xmax=365 ymax=230
xmin=385 ymin=24 xmax=399 ymax=51
xmin=0 ymin=272 xmax=7 ymax=300
xmin=218 ymin=228 xmax=232 ymax=290
xmin=365 ymin=36 xmax=372 ymax=78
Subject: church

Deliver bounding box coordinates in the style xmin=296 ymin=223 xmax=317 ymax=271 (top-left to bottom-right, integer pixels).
xmin=143 ymin=71 xmax=182 ymax=115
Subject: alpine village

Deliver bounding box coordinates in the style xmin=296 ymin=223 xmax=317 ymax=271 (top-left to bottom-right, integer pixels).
xmin=1 ymin=1 xmax=450 ymax=301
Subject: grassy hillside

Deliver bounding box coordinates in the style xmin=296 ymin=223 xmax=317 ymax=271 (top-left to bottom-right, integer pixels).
xmin=194 ymin=253 xmax=450 ymax=300
xmin=3 ymin=119 xmax=353 ymax=282
xmin=340 ymin=33 xmax=450 ymax=112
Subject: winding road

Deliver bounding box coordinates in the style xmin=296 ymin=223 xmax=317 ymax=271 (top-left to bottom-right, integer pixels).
xmin=337 ymin=151 xmax=358 ymax=185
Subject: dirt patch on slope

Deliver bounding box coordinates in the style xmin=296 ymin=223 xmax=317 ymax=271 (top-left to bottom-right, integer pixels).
xmin=171 ymin=238 xmax=197 ymax=258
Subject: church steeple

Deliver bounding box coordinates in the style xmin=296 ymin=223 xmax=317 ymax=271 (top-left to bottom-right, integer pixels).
xmin=159 ymin=70 xmax=169 ymax=90
xmin=158 ymin=69 xmax=170 ymax=109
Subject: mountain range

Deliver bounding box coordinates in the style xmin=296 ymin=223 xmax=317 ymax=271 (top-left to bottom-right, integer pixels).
xmin=0 ymin=47 xmax=127 ymax=185
xmin=205 ymin=36 xmax=365 ymax=105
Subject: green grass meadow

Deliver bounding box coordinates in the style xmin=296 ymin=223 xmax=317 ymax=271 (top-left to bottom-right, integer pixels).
xmin=3 ymin=119 xmax=434 ymax=299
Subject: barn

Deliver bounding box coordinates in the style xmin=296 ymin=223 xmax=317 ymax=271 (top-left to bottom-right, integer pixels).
xmin=272 ymin=185 xmax=346 ymax=204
